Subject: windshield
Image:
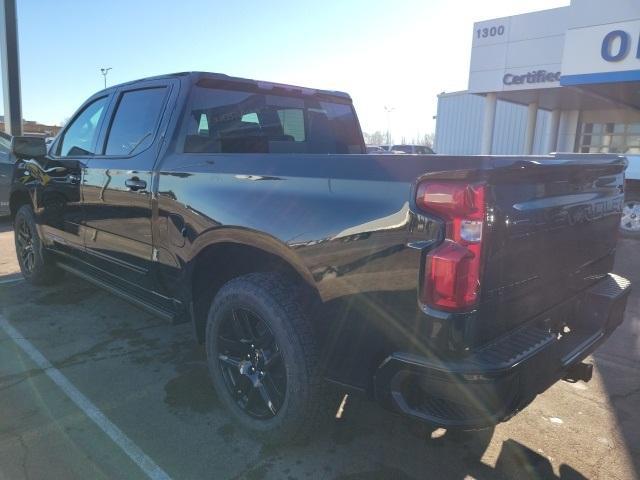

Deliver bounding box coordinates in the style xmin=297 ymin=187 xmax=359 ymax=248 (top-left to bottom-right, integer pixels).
xmin=184 ymin=85 xmax=365 ymax=154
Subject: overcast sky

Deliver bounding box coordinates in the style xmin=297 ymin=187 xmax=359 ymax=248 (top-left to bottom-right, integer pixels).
xmin=2 ymin=0 xmax=569 ymax=142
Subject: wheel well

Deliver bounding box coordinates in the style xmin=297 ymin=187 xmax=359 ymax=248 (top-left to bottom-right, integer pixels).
xmin=190 ymin=242 xmax=319 ymax=342
xmin=9 ymin=190 xmax=31 ymax=219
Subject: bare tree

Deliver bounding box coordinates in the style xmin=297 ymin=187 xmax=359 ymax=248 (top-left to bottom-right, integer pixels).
xmin=411 ymin=133 xmax=435 ymax=148
xmin=423 ymin=133 xmax=435 ymax=148
xmin=363 ymin=130 xmax=386 ymax=145
xmin=384 ymin=106 xmax=395 ymax=145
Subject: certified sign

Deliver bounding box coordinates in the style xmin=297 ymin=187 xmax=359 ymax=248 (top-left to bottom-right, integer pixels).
xmin=503 ymin=70 xmax=561 ymax=86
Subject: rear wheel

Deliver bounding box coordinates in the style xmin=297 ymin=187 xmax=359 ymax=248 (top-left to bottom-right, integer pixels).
xmin=205 ymin=272 xmax=326 ymax=444
xmin=14 ymin=205 xmax=62 ymax=285
xmin=620 ymin=193 xmax=640 ymax=238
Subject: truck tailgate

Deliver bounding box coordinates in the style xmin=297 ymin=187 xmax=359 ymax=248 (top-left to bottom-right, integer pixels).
xmin=478 ymin=155 xmax=626 ymax=341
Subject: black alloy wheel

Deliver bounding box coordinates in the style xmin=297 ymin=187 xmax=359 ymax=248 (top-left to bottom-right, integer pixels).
xmin=217 ymin=306 xmax=286 ymax=419
xmin=205 ymin=272 xmax=327 ymax=444
xmin=13 ymin=204 xmax=62 ymax=285
xmin=15 ymin=215 xmax=36 ymax=274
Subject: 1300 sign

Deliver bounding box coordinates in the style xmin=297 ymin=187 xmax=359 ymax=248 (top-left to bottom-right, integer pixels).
xmin=477 ymin=25 xmax=505 ymax=39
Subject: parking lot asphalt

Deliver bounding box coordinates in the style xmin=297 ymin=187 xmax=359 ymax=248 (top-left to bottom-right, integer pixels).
xmin=0 ymin=217 xmax=639 ymax=480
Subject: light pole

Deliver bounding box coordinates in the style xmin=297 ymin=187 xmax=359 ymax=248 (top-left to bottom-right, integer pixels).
xmin=100 ymin=67 xmax=112 ymax=89
xmin=384 ymin=105 xmax=395 ymax=145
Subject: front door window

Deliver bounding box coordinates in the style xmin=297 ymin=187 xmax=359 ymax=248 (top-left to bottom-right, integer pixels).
xmin=58 ymin=97 xmax=108 ymax=157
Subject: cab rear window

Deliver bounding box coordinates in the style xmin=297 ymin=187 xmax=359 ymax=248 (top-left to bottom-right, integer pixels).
xmin=183 ymin=85 xmax=364 ymax=154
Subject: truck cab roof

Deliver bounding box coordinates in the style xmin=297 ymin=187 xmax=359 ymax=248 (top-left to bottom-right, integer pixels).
xmin=100 ymin=71 xmax=352 ymax=103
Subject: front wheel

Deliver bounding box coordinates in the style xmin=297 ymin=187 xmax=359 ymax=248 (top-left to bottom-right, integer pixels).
xmin=205 ymin=272 xmax=326 ymax=444
xmin=14 ymin=205 xmax=62 ymax=285
xmin=620 ymin=193 xmax=640 ymax=238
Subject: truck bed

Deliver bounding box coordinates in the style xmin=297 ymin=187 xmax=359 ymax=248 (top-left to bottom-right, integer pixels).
xmin=155 ymin=152 xmax=627 ymax=387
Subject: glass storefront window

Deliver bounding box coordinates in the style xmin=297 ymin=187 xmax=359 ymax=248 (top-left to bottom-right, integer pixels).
xmin=627 ymin=135 xmax=640 ymax=147
xmin=580 ymin=122 xmax=640 ymax=154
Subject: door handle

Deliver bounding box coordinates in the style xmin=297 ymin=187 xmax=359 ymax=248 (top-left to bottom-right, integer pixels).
xmin=125 ymin=177 xmax=147 ymax=191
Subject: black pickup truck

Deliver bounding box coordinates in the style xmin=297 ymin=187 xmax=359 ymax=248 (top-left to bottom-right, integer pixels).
xmin=8 ymin=72 xmax=631 ymax=443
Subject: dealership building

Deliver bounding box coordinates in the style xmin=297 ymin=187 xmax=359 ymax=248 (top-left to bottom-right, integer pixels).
xmin=434 ymin=0 xmax=640 ymax=189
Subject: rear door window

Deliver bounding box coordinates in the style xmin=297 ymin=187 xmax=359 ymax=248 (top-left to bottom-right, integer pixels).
xmin=104 ymin=87 xmax=168 ymax=156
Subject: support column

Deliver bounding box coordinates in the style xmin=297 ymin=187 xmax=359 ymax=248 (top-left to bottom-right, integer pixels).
xmin=0 ymin=0 xmax=22 ymax=136
xmin=546 ymin=108 xmax=561 ymax=153
xmin=524 ymin=102 xmax=538 ymax=155
xmin=480 ymin=92 xmax=497 ymax=155
xmin=557 ymin=110 xmax=580 ymax=152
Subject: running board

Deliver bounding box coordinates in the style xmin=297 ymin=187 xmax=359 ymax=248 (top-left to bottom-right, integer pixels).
xmin=57 ymin=262 xmax=179 ymax=323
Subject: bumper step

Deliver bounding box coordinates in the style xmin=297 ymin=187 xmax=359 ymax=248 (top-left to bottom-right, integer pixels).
xmin=374 ymin=273 xmax=631 ymax=428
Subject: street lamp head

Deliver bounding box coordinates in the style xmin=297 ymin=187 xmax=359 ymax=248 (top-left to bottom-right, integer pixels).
xmin=100 ymin=67 xmax=112 ymax=89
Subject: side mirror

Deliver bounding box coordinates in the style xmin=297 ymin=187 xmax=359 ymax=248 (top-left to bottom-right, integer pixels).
xmin=11 ymin=136 xmax=47 ymax=158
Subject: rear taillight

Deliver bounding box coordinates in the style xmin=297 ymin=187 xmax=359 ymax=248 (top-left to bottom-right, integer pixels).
xmin=416 ymin=181 xmax=485 ymax=311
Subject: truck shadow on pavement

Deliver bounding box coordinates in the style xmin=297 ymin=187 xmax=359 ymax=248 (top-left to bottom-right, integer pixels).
xmin=592 ymin=237 xmax=640 ymax=479
xmin=306 ymin=400 xmax=587 ymax=480
xmin=157 ymin=339 xmax=588 ymax=480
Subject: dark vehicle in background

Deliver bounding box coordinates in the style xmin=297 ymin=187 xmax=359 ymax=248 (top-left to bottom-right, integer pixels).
xmin=391 ymin=144 xmax=435 ymax=154
xmin=8 ymin=72 xmax=631 ymax=444
xmin=366 ymin=145 xmax=387 ymax=154
xmin=0 ymin=132 xmax=13 ymax=216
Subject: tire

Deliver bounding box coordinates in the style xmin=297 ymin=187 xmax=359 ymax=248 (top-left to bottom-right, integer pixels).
xmin=620 ymin=193 xmax=640 ymax=239
xmin=14 ymin=205 xmax=62 ymax=285
xmin=205 ymin=272 xmax=326 ymax=444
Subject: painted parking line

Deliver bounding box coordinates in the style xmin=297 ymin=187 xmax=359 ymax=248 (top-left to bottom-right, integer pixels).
xmin=0 ymin=275 xmax=23 ymax=285
xmin=0 ymin=314 xmax=173 ymax=480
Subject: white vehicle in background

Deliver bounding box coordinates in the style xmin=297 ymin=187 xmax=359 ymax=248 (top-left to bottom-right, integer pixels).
xmin=622 ymin=155 xmax=640 ymax=238
xmin=390 ymin=144 xmax=435 ymax=154
xmin=366 ymin=145 xmax=415 ymax=154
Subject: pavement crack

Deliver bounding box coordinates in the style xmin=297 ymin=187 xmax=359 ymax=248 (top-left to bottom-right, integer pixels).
xmin=52 ymin=341 xmax=185 ymax=370
xmin=0 ymin=376 xmax=32 ymax=392
xmin=15 ymin=433 xmax=31 ymax=480
xmin=0 ymin=369 xmax=45 ymax=391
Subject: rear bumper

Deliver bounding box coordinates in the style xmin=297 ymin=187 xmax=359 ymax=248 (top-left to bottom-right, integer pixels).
xmin=374 ymin=273 xmax=631 ymax=428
